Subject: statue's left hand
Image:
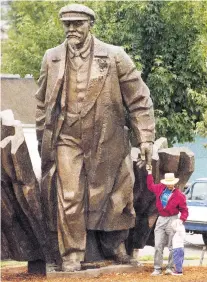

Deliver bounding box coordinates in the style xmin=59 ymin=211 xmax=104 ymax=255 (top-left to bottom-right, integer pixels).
xmin=136 ymin=142 xmax=153 ymax=168
xmin=38 ymin=142 xmax=42 ymax=157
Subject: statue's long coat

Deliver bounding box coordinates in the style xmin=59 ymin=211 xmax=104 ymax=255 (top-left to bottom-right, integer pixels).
xmin=35 ymin=36 xmax=155 ymax=233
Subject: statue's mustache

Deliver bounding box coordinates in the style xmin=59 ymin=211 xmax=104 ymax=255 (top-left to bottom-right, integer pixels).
xmin=66 ymin=33 xmax=81 ymax=39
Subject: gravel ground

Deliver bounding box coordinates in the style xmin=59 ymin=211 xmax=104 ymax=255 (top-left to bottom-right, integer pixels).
xmin=1 ymin=264 xmax=207 ymax=282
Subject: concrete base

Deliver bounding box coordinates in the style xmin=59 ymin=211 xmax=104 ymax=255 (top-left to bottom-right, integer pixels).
xmin=47 ymin=264 xmax=143 ymax=278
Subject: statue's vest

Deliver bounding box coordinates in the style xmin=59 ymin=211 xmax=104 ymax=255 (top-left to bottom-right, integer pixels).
xmin=59 ymin=48 xmax=91 ymax=140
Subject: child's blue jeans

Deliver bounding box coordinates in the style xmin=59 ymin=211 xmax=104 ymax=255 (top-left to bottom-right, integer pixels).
xmin=173 ymin=247 xmax=184 ymax=273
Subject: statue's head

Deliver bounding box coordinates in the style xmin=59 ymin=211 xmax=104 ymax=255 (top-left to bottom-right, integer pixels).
xmin=59 ymin=4 xmax=95 ymax=48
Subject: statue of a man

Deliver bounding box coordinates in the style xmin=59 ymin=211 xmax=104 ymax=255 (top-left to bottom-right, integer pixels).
xmin=35 ymin=3 xmax=155 ymax=272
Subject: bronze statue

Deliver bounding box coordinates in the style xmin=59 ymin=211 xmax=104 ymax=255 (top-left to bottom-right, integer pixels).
xmin=35 ymin=3 xmax=155 ymax=272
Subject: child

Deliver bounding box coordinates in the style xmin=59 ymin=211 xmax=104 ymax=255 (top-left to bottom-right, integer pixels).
xmin=171 ymin=218 xmax=186 ymax=275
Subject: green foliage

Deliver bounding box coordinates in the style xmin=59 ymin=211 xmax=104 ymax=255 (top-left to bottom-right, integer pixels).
xmin=2 ymin=1 xmax=66 ymax=79
xmin=193 ymin=89 xmax=207 ymax=139
xmin=2 ymin=0 xmax=207 ymax=145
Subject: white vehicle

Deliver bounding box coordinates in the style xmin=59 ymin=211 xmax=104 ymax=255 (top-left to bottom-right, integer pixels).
xmin=184 ymin=178 xmax=207 ymax=245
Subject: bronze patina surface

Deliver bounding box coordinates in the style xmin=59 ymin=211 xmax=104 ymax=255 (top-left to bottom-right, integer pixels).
xmin=35 ymin=3 xmax=155 ymax=271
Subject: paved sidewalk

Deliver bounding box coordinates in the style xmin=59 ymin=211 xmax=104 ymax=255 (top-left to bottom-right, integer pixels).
xmin=140 ymin=258 xmax=207 ymax=266
xmin=139 ymin=234 xmax=207 ymax=266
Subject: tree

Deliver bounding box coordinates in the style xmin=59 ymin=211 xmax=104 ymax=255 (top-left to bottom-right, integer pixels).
xmin=2 ymin=0 xmax=207 ymax=145
xmin=1 ymin=1 xmax=65 ymax=79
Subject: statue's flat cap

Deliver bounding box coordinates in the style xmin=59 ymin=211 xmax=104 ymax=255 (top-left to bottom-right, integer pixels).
xmin=59 ymin=4 xmax=95 ymax=21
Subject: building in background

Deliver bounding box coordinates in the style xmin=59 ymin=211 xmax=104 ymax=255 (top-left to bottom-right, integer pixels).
xmin=1 ymin=74 xmax=41 ymax=179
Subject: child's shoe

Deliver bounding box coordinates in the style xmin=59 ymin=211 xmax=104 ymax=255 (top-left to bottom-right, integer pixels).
xmin=172 ymin=271 xmax=183 ymax=276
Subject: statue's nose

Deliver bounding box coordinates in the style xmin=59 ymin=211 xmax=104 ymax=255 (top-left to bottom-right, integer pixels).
xmin=69 ymin=24 xmax=76 ymax=31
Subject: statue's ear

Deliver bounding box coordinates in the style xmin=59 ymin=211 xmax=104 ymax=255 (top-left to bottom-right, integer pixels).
xmin=90 ymin=20 xmax=94 ymax=27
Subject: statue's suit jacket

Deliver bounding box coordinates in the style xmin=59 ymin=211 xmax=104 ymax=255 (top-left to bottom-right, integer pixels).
xmin=35 ymin=36 xmax=155 ymax=233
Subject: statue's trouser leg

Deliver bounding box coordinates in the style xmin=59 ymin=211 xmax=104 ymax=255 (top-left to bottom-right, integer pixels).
xmin=56 ymin=142 xmax=86 ymax=264
xmin=85 ymin=230 xmax=129 ymax=262
xmin=154 ymin=215 xmax=177 ymax=270
xmin=97 ymin=230 xmax=129 ymax=258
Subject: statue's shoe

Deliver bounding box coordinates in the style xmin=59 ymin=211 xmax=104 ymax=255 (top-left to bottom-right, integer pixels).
xmin=113 ymin=242 xmax=143 ymax=265
xmin=114 ymin=253 xmax=131 ymax=264
xmin=129 ymin=258 xmax=143 ymax=266
xmin=114 ymin=254 xmax=143 ymax=266
xmin=61 ymin=251 xmax=85 ymax=272
xmin=46 ymin=263 xmax=62 ymax=272
xmin=62 ymin=261 xmax=81 ymax=272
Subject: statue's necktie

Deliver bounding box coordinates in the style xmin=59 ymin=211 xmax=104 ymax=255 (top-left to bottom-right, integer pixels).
xmin=72 ymin=51 xmax=83 ymax=69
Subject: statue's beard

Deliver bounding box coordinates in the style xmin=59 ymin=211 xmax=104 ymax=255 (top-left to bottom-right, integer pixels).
xmin=67 ymin=35 xmax=83 ymax=49
xmin=67 ymin=37 xmax=80 ymax=45
xmin=67 ymin=32 xmax=90 ymax=50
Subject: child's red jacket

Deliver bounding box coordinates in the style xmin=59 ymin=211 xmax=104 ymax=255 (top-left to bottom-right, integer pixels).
xmin=147 ymin=174 xmax=188 ymax=222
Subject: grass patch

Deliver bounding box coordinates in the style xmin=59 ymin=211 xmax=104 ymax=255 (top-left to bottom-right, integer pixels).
xmin=140 ymin=255 xmax=200 ymax=261
xmin=184 ymin=256 xmax=200 ymax=260
xmin=140 ymin=255 xmax=154 ymax=261
xmin=1 ymin=260 xmax=27 ymax=268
